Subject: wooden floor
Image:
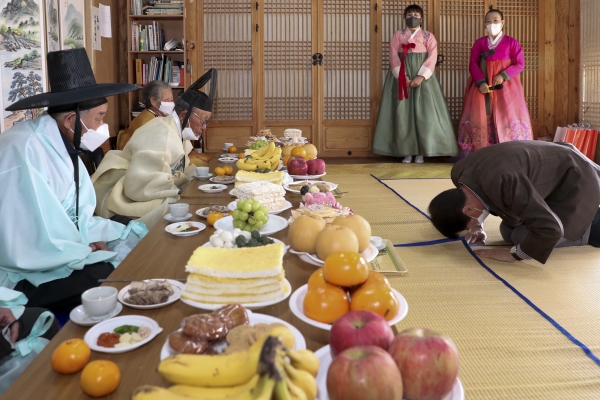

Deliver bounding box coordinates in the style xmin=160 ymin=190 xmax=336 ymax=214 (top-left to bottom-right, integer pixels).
xmin=323 ymin=157 xmax=453 ymax=179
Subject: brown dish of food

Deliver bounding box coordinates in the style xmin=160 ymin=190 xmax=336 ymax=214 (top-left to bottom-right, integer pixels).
xmin=170 ymin=304 xmax=250 ymax=354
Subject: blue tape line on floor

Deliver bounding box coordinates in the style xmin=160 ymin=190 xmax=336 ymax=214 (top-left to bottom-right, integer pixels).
xmin=371 ymin=174 xmax=431 ymax=220
xmin=459 ymin=238 xmax=600 ymax=367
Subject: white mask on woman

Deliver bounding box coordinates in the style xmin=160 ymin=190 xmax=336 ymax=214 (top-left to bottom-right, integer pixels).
xmin=486 ymin=23 xmax=502 ymax=36
xmin=78 ymin=121 xmax=110 ymax=151
xmin=159 ymin=101 xmax=175 ymax=115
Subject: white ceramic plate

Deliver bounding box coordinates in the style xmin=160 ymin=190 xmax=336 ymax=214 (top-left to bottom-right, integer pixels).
xmin=164 ymin=213 xmax=192 ymax=222
xmin=221 ymin=153 xmax=237 ymax=158
xmin=289 ymin=172 xmax=327 ymax=180
xmin=227 ymin=200 xmax=293 ymax=215
xmin=213 ymin=215 xmax=289 ymax=235
xmin=159 ymin=311 xmax=306 ymax=360
xmin=118 ymin=279 xmax=185 ymax=310
xmin=289 ymin=285 xmax=408 ymax=331
xmin=210 ymin=176 xmax=235 ymax=185
xmin=83 ymin=315 xmax=163 ymax=354
xmin=314 ymin=345 xmax=464 ymax=400
xmin=202 ymin=237 xmax=289 ymax=254
xmin=218 ymin=157 xmax=238 ymax=163
xmin=284 ymin=181 xmax=338 ymax=194
xmin=195 ymin=206 xmax=231 ymax=219
xmin=283 ymin=173 xmax=293 ymax=185
xmin=165 ymin=222 xmax=206 ymax=236
xmin=289 ymin=243 xmax=379 ymax=267
xmin=180 ymin=279 xmax=292 ymax=311
xmin=193 ymin=173 xmax=213 ymax=180
xmin=199 ymin=184 xmax=228 ymax=193
xmin=70 ymin=303 xmax=123 ymax=327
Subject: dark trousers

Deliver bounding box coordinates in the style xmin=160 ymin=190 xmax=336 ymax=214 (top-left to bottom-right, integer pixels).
xmin=0 ymin=308 xmax=59 ymax=361
xmin=13 ymin=215 xmax=132 ymax=314
xmin=500 ymin=208 xmax=600 ymax=249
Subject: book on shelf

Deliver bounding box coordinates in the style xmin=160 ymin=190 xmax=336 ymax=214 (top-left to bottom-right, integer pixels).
xmin=131 ymin=0 xmax=183 ymax=15
xmin=135 ymin=59 xmax=143 ymax=85
xmin=133 ymin=55 xmax=177 ymax=86
xmin=131 ymin=20 xmax=167 ymax=51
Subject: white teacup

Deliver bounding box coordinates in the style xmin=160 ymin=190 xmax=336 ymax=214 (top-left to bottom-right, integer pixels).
xmin=81 ymin=287 xmax=118 ymax=321
xmin=196 ymin=166 xmax=209 ymax=177
xmin=224 ymin=142 xmax=234 ymax=149
xmin=170 ymin=203 xmax=189 ymax=218
xmin=370 ymin=236 xmax=383 ymax=248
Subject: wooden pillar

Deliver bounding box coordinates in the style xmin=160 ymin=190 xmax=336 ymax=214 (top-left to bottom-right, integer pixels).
xmin=567 ymin=0 xmax=580 ymax=124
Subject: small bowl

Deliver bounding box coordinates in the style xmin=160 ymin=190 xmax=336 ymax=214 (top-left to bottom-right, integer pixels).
xmin=169 ymin=203 xmax=190 ymax=218
xmin=370 ymin=236 xmax=383 ymax=248
xmin=81 ymin=287 xmax=118 ymax=321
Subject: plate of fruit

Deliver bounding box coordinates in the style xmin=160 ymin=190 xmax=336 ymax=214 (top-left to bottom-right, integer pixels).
xmin=288 ymin=257 xmax=409 ymax=330
xmin=315 ymin=345 xmax=465 ymax=400
xmin=289 ymin=243 xmax=379 ymax=267
xmin=227 ymin=200 xmax=293 ymax=215
xmin=290 ymin=284 xmax=407 ymax=331
xmin=214 ymin=215 xmax=288 ymax=236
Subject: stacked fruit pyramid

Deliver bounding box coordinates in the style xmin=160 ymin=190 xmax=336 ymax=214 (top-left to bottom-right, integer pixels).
xmin=237 ymin=142 xmax=282 ymax=172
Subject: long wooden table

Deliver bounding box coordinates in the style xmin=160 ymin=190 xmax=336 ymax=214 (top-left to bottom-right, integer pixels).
xmin=3 ymin=158 xmax=328 ymax=399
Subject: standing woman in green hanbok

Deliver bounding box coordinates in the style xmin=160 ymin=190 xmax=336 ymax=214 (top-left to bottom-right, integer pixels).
xmin=373 ymin=4 xmax=458 ymax=163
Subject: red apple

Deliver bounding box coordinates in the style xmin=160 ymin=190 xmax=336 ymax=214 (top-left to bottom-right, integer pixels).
xmin=327 ymin=346 xmax=403 ymax=400
xmin=306 ymin=158 xmax=326 ymax=175
xmin=388 ymin=328 xmax=460 ymax=400
xmin=287 ymin=156 xmax=308 ymax=175
xmin=329 ymin=310 xmax=394 ymax=357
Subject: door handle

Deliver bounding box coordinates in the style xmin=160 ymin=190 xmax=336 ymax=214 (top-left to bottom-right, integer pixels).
xmin=436 ymin=54 xmax=445 ymax=66
xmin=312 ymin=53 xmax=323 ymax=66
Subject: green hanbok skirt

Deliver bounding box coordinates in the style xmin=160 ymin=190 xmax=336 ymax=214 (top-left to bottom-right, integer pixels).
xmin=373 ymin=52 xmax=458 ymax=158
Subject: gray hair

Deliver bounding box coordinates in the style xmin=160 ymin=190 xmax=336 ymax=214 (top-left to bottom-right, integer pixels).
xmin=141 ymin=80 xmax=171 ymax=108
xmin=48 ymin=108 xmax=89 ymax=120
xmin=174 ymin=97 xmax=190 ymax=115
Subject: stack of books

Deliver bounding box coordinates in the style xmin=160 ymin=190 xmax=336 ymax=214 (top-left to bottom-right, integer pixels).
xmin=130 ymin=0 xmax=183 ymax=16
xmin=131 ymin=21 xmax=170 ymax=51
xmin=135 ymin=57 xmax=181 ymax=86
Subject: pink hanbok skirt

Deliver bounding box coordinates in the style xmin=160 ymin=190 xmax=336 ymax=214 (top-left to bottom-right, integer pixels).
xmin=457 ymin=59 xmax=533 ymax=157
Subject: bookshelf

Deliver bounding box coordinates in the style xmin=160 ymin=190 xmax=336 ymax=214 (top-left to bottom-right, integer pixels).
xmin=126 ymin=1 xmax=186 ymax=124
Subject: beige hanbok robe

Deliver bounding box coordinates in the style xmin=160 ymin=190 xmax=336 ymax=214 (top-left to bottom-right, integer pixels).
xmin=92 ymin=114 xmax=195 ymax=228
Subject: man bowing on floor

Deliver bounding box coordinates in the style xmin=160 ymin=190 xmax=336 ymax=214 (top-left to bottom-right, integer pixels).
xmin=428 ymin=140 xmax=600 ymax=263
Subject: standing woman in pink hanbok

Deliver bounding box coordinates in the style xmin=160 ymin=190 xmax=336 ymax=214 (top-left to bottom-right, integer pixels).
xmin=457 ymin=6 xmax=533 ymax=157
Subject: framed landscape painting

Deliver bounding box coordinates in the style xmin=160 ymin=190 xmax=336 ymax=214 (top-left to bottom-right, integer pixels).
xmin=60 ymin=0 xmax=83 ymax=50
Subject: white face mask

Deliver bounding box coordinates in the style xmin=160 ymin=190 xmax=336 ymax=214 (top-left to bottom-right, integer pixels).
xmin=181 ymin=119 xmax=198 ymax=141
xmin=159 ymin=101 xmax=175 ymax=115
xmin=77 ymin=121 xmax=110 ymax=151
xmin=486 ymin=23 xmax=502 ymax=36
xmin=470 ymin=208 xmax=489 ymax=226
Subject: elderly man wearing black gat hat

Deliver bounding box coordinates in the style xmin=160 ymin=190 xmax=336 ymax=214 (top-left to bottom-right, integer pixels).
xmin=0 ymin=48 xmax=148 ymax=313
xmin=91 ymin=68 xmax=217 ymax=229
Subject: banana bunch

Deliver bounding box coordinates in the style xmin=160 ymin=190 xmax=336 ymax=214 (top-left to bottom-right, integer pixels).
xmin=132 ymin=329 xmax=320 ymax=400
xmin=236 ymin=142 xmax=282 ymax=172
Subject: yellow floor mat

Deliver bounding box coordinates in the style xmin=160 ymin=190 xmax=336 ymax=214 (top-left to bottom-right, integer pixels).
xmin=390 ymin=241 xmax=600 ymax=399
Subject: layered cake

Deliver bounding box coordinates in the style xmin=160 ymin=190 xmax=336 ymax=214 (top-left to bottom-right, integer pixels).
xmin=181 ymin=242 xmax=288 ymax=304
xmin=231 ymin=181 xmax=287 ymax=211
xmin=283 ymin=128 xmax=302 ymax=140
xmin=235 ymin=170 xmax=284 ymax=187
